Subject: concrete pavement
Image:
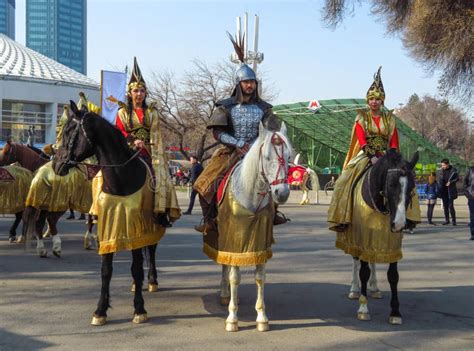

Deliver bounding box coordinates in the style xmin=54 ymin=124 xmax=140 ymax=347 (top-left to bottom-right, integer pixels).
xmin=0 ymin=190 xmax=473 ymax=350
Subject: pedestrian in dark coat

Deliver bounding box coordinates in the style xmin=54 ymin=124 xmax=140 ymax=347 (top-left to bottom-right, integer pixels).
xmin=183 ymin=156 xmax=204 ymax=215
xmin=437 ymin=159 xmax=459 ymax=225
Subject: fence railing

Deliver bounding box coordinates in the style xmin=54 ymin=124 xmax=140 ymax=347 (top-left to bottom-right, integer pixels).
xmin=1 ymin=109 xmax=53 ymax=126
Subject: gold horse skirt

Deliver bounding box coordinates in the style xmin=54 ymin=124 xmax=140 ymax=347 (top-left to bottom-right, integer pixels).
xmin=0 ymin=165 xmax=33 ymax=214
xmin=25 ymin=161 xmax=92 ymax=213
xmin=335 ymin=174 xmax=421 ymax=263
xmin=90 ymin=171 xmax=166 ymax=255
xmin=203 ymin=186 xmax=275 ymax=266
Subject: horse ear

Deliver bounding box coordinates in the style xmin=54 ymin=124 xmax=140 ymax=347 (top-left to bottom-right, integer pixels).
xmin=407 ymin=151 xmax=419 ymax=170
xmin=69 ymin=100 xmax=81 ymax=118
xmin=280 ymin=122 xmax=287 ymax=136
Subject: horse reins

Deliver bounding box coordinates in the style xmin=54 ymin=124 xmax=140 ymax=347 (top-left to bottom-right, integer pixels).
xmin=255 ymin=133 xmax=288 ymax=211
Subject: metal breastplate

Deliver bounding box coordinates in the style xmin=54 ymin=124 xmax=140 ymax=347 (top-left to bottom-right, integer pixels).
xmin=229 ymin=104 xmax=264 ymax=143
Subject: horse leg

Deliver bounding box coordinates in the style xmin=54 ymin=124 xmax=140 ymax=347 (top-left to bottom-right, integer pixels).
xmin=255 ymin=264 xmax=269 ymax=332
xmin=368 ymin=262 xmax=382 ymax=298
xmin=48 ymin=214 xmax=61 ymax=258
xmin=36 ymin=211 xmax=48 ymax=258
xmin=357 ymin=260 xmax=371 ymax=321
xmin=9 ymin=212 xmax=22 ymax=243
xmin=348 ymin=257 xmax=361 ymax=299
xmin=220 ymin=265 xmax=231 ymax=306
xmin=387 ymin=262 xmax=402 ymax=325
xmin=91 ymin=253 xmax=113 ymax=326
xmin=83 ymin=214 xmax=95 ymax=250
xmin=131 ymin=248 xmax=148 ymax=323
xmin=299 ymin=190 xmax=309 ymax=205
xmin=147 ymin=244 xmax=158 ymax=292
xmin=225 ymin=266 xmax=240 ymax=332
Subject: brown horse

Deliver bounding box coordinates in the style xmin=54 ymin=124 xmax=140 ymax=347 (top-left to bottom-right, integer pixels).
xmin=0 ymin=140 xmax=49 ymax=242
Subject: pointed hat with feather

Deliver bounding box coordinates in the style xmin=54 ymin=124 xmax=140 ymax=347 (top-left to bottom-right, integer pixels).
xmin=227 ymin=32 xmax=257 ymax=84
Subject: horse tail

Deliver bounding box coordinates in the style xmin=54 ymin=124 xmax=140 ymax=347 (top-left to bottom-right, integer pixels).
xmin=22 ymin=206 xmax=38 ymax=250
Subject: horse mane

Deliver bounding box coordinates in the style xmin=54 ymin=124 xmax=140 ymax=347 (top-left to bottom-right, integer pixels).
xmin=239 ymin=130 xmax=290 ymax=195
xmin=85 ymin=112 xmax=134 ymax=157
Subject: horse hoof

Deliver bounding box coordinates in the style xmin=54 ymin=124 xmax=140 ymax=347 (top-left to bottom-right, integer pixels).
xmin=348 ymin=291 xmax=360 ymax=300
xmin=43 ymin=231 xmax=51 ymax=238
xmin=53 ymin=250 xmax=61 ymax=258
xmin=16 ymin=236 xmax=25 ymax=244
xmin=8 ymin=236 xmax=16 ymax=243
xmin=370 ymin=290 xmax=383 ymax=299
xmin=132 ymin=313 xmax=148 ymax=324
xmin=389 ymin=316 xmax=402 ymax=325
xmin=148 ymin=283 xmax=158 ymax=292
xmin=225 ymin=322 xmax=238 ymax=332
xmin=220 ymin=296 xmax=230 ymax=306
xmin=91 ymin=315 xmax=107 ymax=326
xmin=357 ymin=312 xmax=371 ymax=321
xmin=256 ymin=322 xmax=270 ymax=332
xmin=38 ymin=250 xmax=47 ymax=258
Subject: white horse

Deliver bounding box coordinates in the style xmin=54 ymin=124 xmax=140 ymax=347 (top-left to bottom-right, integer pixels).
xmin=206 ymin=123 xmax=291 ymax=332
xmin=300 ymin=168 xmax=320 ymax=205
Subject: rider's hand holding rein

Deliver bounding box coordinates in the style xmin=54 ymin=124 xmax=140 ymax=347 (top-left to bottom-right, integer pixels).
xmin=134 ymin=139 xmax=145 ymax=149
xmin=237 ymin=142 xmax=250 ymax=156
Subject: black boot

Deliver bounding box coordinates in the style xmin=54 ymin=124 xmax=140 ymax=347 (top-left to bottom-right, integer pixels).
xmin=274 ymin=204 xmax=290 ymax=225
xmin=194 ymin=196 xmax=217 ymax=233
xmin=427 ymin=204 xmax=436 ymax=224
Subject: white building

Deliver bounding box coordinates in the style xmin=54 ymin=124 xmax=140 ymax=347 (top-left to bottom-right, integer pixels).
xmin=0 ymin=34 xmax=99 ymax=147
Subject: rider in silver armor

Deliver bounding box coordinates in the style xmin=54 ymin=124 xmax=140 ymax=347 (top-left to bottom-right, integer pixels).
xmin=193 ymin=35 xmax=286 ymax=233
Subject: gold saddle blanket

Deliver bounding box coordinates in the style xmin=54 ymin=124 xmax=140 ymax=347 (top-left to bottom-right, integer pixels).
xmin=203 ymin=182 xmax=275 ymax=266
xmin=0 ymin=165 xmax=33 ymax=214
xmin=25 ymin=161 xmax=92 ymax=213
xmin=90 ymin=170 xmax=166 ymax=255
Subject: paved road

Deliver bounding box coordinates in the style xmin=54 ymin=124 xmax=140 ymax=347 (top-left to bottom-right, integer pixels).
xmin=1 ymin=191 xmax=473 ymax=350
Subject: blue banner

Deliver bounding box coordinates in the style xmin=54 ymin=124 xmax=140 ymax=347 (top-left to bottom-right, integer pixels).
xmin=101 ymin=70 xmax=127 ymax=124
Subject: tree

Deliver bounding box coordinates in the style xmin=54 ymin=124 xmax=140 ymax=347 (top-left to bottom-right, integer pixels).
xmin=149 ymin=59 xmax=278 ymax=162
xmin=148 ymin=60 xmax=233 ymax=162
xmin=397 ymin=94 xmax=473 ymax=161
xmin=322 ymin=0 xmax=473 ymax=106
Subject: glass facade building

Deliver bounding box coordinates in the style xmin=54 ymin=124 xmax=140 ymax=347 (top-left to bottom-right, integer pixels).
xmin=0 ymin=0 xmax=15 ymax=39
xmin=26 ymin=0 xmax=87 ymax=74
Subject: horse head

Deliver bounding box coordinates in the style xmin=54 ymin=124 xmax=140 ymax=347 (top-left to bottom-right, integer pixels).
xmin=0 ymin=137 xmax=14 ymax=165
xmin=53 ymin=100 xmax=95 ymax=176
xmin=258 ymin=122 xmax=291 ymax=204
xmin=377 ymin=149 xmax=419 ymax=232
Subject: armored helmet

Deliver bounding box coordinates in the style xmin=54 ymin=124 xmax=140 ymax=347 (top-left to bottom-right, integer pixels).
xmin=227 ymin=32 xmax=257 ymax=84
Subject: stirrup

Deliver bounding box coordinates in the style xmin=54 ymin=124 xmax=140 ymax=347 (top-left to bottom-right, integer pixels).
xmin=274 ymin=211 xmax=290 ymax=225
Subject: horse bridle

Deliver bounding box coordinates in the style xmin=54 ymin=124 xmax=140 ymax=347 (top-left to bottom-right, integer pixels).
xmin=60 ymin=113 xmax=141 ymax=169
xmin=367 ymin=166 xmax=409 ymax=215
xmin=259 ymin=133 xmax=288 ymax=189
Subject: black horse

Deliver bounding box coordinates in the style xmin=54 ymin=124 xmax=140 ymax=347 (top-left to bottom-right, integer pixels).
xmin=52 ymin=101 xmax=161 ymax=325
xmin=336 ymin=149 xmax=419 ymax=325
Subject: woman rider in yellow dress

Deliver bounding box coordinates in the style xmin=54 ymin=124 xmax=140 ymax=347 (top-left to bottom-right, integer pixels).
xmin=328 ymin=67 xmax=402 ymax=231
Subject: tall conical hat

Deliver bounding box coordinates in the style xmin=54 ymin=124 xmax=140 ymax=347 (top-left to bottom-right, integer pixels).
xmin=128 ymin=57 xmax=147 ymax=93
xmin=366 ymin=66 xmax=385 ymax=102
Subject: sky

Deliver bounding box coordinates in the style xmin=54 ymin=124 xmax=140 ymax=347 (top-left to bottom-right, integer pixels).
xmin=14 ymin=0 xmax=442 ymax=109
